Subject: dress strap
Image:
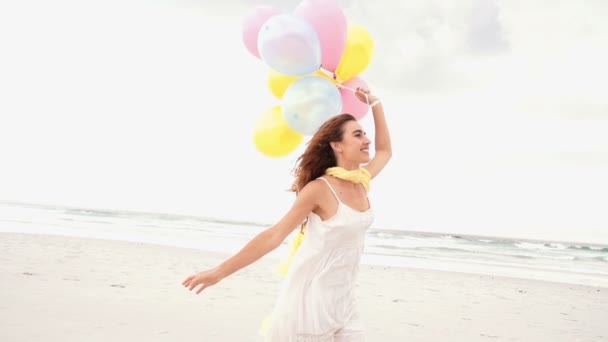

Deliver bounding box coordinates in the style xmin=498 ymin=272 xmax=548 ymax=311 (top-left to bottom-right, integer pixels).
xmin=318 ymin=177 xmax=341 ymax=203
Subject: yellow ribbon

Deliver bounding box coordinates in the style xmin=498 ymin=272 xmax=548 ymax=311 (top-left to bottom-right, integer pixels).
xmin=276 ymin=229 xmax=306 ymax=277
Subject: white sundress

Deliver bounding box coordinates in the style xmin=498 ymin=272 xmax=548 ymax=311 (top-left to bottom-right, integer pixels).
xmin=264 ymin=177 xmax=375 ymax=342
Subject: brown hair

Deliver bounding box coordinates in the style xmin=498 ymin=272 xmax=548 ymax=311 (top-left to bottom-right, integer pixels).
xmin=290 ymin=113 xmax=356 ymax=194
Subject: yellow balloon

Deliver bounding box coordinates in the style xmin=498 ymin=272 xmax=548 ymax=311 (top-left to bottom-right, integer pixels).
xmin=267 ymin=70 xmax=301 ymax=99
xmin=253 ymin=105 xmax=304 ymax=158
xmin=268 ymin=70 xmax=338 ymax=99
xmin=335 ymin=25 xmax=374 ymax=83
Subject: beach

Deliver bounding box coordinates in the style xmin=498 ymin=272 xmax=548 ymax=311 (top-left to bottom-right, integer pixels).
xmin=1 ymin=232 xmax=606 ymax=342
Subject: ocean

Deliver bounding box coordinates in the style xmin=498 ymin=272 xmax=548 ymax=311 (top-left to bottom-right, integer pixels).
xmin=1 ymin=200 xmax=607 ymax=288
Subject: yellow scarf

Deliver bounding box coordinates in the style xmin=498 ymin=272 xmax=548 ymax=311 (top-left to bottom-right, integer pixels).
xmin=325 ymin=166 xmax=371 ymax=193
xmin=260 ymin=167 xmax=372 ymax=336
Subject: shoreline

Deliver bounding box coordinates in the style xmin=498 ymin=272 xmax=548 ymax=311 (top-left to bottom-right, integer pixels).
xmin=3 ymin=200 xmax=608 ymax=289
xmin=1 ymin=232 xmax=607 ymax=341
xmin=2 ymin=230 xmax=607 ymax=289
xmin=0 ymin=231 xmax=584 ymax=284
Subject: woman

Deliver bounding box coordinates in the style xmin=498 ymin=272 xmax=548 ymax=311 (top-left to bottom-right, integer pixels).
xmin=182 ymin=87 xmax=391 ymax=341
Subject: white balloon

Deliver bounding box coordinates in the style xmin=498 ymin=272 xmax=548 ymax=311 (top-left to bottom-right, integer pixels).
xmin=257 ymin=14 xmax=322 ymax=76
xmin=282 ymin=76 xmax=343 ymax=135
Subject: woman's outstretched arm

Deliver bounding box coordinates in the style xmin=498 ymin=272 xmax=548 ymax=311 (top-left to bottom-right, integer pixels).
xmin=182 ymin=180 xmax=323 ymax=294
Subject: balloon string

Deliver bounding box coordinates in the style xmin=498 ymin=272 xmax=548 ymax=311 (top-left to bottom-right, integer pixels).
xmin=318 ymin=66 xmax=332 ymax=77
xmin=338 ymin=84 xmax=369 ymax=104
xmin=319 ymin=66 xmax=347 ymax=89
xmin=318 ymin=67 xmax=368 ymax=104
xmin=338 ymin=84 xmax=356 ymax=92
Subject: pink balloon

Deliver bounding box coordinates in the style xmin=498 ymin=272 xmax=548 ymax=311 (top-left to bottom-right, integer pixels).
xmin=242 ymin=6 xmax=283 ymax=58
xmin=340 ymin=77 xmax=369 ymax=120
xmin=294 ymin=0 xmax=347 ymax=72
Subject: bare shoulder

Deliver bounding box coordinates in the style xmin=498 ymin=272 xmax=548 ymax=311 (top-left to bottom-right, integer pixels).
xmin=281 ymin=178 xmax=328 ymax=215
xmin=265 ymin=179 xmax=327 ymax=243
xmin=297 ymin=178 xmax=334 ymax=211
xmin=298 ymin=178 xmax=327 ymax=199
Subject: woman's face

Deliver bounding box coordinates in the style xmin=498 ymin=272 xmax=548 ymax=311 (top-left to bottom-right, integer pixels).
xmin=334 ymin=120 xmax=371 ymax=164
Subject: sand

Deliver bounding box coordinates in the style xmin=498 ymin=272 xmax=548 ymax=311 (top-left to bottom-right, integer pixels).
xmin=1 ymin=232 xmax=607 ymax=342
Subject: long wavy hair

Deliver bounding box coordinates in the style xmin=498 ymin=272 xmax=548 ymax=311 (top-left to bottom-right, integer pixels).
xmin=290 ymin=113 xmax=356 ymax=194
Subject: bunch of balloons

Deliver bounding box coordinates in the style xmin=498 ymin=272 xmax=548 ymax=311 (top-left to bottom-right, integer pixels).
xmin=242 ymin=0 xmax=375 ymax=158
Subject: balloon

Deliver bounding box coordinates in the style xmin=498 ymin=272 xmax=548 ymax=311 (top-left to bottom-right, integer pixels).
xmin=282 ymin=76 xmax=342 ymax=135
xmin=258 ymin=14 xmax=322 ymax=76
xmin=335 ymin=25 xmax=374 ymax=83
xmin=268 ymin=69 xmax=338 ymax=99
xmin=340 ymin=76 xmax=369 ymax=120
xmin=242 ymin=6 xmax=283 ymax=58
xmin=268 ymin=70 xmax=301 ymax=99
xmin=293 ymin=0 xmax=347 ymax=72
xmin=253 ymin=105 xmax=304 ymax=158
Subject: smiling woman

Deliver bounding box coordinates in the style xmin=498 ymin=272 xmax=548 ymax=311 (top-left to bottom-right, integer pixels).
xmin=183 ymin=87 xmax=392 ymax=341
xmin=2 ymin=2 xmax=608 ymax=342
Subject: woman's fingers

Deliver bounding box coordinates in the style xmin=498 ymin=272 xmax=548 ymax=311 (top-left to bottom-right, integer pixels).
xmin=196 ymin=284 xmax=208 ymax=294
xmin=182 ymin=275 xmax=194 ymax=286
xmin=189 ymin=278 xmax=201 ymax=291
xmin=183 ymin=269 xmax=220 ymax=294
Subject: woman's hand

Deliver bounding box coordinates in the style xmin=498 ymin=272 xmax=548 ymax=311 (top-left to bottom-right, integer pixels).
xmin=182 ymin=268 xmax=223 ymax=294
xmin=354 ymin=87 xmax=379 ymax=105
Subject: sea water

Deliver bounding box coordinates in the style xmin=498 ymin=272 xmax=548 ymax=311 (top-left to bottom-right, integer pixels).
xmin=1 ymin=201 xmax=607 ymax=288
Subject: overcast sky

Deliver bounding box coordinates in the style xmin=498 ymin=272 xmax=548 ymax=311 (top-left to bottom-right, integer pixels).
xmin=1 ymin=0 xmax=607 ymax=244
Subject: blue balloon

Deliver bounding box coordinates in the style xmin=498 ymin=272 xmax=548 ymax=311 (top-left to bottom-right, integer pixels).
xmin=282 ymin=76 xmax=342 ymax=135
xmin=258 ymin=14 xmax=322 ymax=76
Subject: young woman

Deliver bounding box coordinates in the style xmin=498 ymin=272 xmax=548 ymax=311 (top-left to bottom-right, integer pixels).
xmin=183 ymin=87 xmax=391 ymax=341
